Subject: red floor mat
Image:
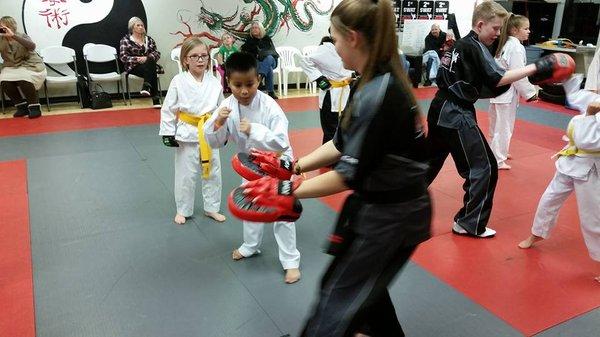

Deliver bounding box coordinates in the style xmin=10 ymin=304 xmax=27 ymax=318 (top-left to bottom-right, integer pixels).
xmin=0 ymin=160 xmax=35 ymax=337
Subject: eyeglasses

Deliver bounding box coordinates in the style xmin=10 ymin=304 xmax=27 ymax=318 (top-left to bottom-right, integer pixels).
xmin=187 ymin=54 xmax=209 ymax=62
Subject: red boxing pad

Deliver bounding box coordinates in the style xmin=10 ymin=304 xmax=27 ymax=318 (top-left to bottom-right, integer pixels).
xmin=231 ymin=150 xmax=293 ymax=181
xmin=232 ymin=153 xmax=264 ymax=181
xmin=534 ymin=53 xmax=576 ymax=85
xmin=228 ymin=177 xmax=302 ymax=222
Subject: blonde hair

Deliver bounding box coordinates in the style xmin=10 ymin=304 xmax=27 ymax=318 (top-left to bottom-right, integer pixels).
xmin=221 ymin=32 xmax=232 ymax=41
xmin=128 ymin=17 xmax=145 ymax=35
xmin=250 ymin=21 xmax=266 ymax=39
xmin=331 ymin=0 xmax=419 ymax=127
xmin=472 ymin=1 xmax=508 ymax=27
xmin=179 ymin=37 xmax=208 ymax=71
xmin=0 ymin=16 xmax=17 ymax=32
xmin=495 ymin=13 xmax=529 ymax=57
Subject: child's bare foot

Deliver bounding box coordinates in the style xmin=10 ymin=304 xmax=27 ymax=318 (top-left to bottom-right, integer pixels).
xmin=595 ymin=275 xmax=600 ymax=283
xmin=518 ymin=235 xmax=543 ymax=249
xmin=232 ymin=249 xmax=245 ymax=261
xmin=174 ymin=214 xmax=186 ymax=224
xmin=354 ymin=334 xmax=371 ymax=337
xmin=284 ymin=268 xmax=301 ymax=284
xmin=205 ymin=211 xmax=226 ymax=222
xmin=507 ymin=153 xmax=513 ymax=160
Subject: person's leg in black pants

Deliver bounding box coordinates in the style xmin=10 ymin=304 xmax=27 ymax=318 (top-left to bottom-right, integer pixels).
xmin=320 ymin=91 xmax=338 ymax=144
xmin=129 ymin=58 xmax=159 ymax=102
xmin=3 ymin=80 xmax=41 ymax=118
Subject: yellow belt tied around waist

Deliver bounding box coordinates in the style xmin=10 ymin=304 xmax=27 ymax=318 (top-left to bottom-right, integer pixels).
xmin=178 ymin=111 xmax=213 ymax=178
xmin=556 ymin=119 xmax=600 ymax=157
xmin=330 ymin=78 xmax=352 ymax=114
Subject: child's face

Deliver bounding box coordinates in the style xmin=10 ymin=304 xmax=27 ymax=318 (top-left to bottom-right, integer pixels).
xmin=512 ymin=22 xmax=530 ymax=42
xmin=227 ymin=70 xmax=259 ymax=106
xmin=476 ymin=16 xmax=504 ymax=46
xmin=223 ymin=35 xmax=234 ymax=46
xmin=184 ymin=44 xmax=209 ymax=73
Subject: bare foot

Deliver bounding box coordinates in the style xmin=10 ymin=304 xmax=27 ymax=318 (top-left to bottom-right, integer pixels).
xmin=518 ymin=235 xmax=543 ymax=249
xmin=507 ymin=154 xmax=513 ymax=160
xmin=354 ymin=334 xmax=371 ymax=337
xmin=232 ymin=249 xmax=245 ymax=261
xmin=595 ymin=276 xmax=600 ymax=283
xmin=174 ymin=214 xmax=186 ymax=225
xmin=205 ymin=211 xmax=226 ymax=222
xmin=285 ymin=268 xmax=301 ymax=284
xmin=498 ymin=162 xmax=512 ymax=170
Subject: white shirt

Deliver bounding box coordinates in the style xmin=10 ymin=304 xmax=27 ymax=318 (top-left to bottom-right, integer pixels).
xmin=159 ymin=71 xmax=223 ymax=142
xmin=584 ymin=47 xmax=600 ymax=92
xmin=556 ymin=114 xmax=600 ymax=180
xmin=203 ymin=91 xmax=293 ymax=160
xmin=490 ymin=36 xmax=537 ymax=104
xmin=299 ymin=42 xmax=353 ymax=112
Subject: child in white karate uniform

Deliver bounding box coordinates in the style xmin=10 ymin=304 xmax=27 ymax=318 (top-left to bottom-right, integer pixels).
xmin=519 ymin=74 xmax=600 ymax=282
xmin=159 ymin=37 xmax=226 ymax=225
xmin=204 ymin=52 xmax=301 ymax=284
xmin=489 ymin=14 xmax=537 ymax=170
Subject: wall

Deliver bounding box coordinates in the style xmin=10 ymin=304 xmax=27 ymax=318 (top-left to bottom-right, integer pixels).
xmin=1 ymin=0 xmax=339 ymax=99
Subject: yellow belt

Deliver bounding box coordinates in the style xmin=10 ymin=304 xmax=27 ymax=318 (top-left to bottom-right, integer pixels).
xmin=179 ymin=111 xmax=213 ymax=178
xmin=329 ymin=78 xmax=352 ymax=115
xmin=556 ymin=119 xmax=600 ymax=157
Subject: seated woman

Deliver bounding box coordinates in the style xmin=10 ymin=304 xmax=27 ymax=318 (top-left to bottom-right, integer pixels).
xmin=422 ymin=23 xmax=447 ymax=86
xmin=119 ymin=17 xmax=161 ymax=107
xmin=241 ymin=21 xmax=279 ymax=99
xmin=0 ymin=16 xmax=46 ymax=118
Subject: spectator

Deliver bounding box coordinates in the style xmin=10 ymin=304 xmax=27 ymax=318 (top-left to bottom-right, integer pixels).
xmin=241 ymin=21 xmax=279 ymax=99
xmin=443 ymin=31 xmax=456 ymax=53
xmin=119 ymin=16 xmax=162 ymax=107
xmin=0 ymin=16 xmax=46 ymax=118
xmin=422 ymin=23 xmax=447 ymax=86
xmin=215 ymin=32 xmax=238 ymax=93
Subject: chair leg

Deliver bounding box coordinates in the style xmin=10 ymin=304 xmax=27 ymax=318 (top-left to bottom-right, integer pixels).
xmin=1 ymin=83 xmax=4 ymax=113
xmin=125 ymin=76 xmax=131 ymax=105
xmin=157 ymin=76 xmax=163 ymax=104
xmin=44 ymin=82 xmax=51 ymax=112
xmin=277 ymin=72 xmax=283 ymax=98
xmin=118 ymin=80 xmax=126 ymax=106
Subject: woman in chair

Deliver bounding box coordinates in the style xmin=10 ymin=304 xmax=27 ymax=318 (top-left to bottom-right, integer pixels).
xmin=119 ymin=17 xmax=161 ymax=107
xmin=241 ymin=21 xmax=279 ymax=99
xmin=0 ymin=16 xmax=46 ymax=118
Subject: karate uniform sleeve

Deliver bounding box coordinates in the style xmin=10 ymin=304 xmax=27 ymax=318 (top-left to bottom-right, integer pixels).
xmin=203 ymin=102 xmax=231 ymax=149
xmin=509 ymin=46 xmax=536 ymax=99
xmin=472 ymin=42 xmax=509 ymax=96
xmin=159 ymin=79 xmax=179 ymax=136
xmin=572 ymin=114 xmax=600 ymax=151
xmin=299 ymin=53 xmax=323 ymax=82
xmin=247 ymin=107 xmax=290 ymax=153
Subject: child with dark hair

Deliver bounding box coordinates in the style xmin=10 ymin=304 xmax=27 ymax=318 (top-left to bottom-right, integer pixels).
xmin=204 ymin=51 xmax=301 ymax=284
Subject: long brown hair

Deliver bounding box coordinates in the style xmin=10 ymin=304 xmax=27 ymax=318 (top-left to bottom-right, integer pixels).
xmin=495 ymin=13 xmax=529 ymax=58
xmin=331 ymin=0 xmax=418 ymax=126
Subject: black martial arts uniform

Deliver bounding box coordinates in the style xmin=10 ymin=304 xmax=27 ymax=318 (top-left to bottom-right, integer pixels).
xmin=301 ymin=69 xmax=432 ymax=337
xmin=426 ymin=30 xmax=510 ymax=235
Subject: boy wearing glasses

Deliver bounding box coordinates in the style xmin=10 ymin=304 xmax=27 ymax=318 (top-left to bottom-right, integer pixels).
xmin=159 ymin=37 xmax=227 ymax=225
xmin=204 ymin=52 xmax=301 ymax=284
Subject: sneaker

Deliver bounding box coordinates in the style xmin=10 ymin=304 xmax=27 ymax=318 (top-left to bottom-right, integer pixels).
xmin=27 ymin=104 xmax=42 ymax=119
xmin=452 ymin=222 xmax=496 ymax=238
xmin=12 ymin=102 xmax=29 ymax=118
xmin=151 ymin=97 xmax=161 ymax=109
xmin=268 ymin=91 xmax=278 ymax=100
xmin=140 ymin=82 xmax=152 ymax=97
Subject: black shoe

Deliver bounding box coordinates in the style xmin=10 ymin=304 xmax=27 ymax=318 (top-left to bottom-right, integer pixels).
xmin=268 ymin=91 xmax=278 ymax=100
xmin=140 ymin=82 xmax=152 ymax=97
xmin=13 ymin=102 xmax=29 ymax=118
xmin=28 ymin=104 xmax=42 ymax=119
xmin=152 ymin=97 xmax=161 ymax=109
xmin=423 ymin=80 xmax=432 ymax=87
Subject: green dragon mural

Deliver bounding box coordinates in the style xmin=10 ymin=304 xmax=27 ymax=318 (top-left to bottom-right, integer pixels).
xmin=172 ymin=0 xmax=334 ymax=48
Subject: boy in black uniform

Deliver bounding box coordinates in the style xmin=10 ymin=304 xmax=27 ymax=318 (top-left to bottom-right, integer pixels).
xmin=427 ymin=1 xmax=575 ymax=238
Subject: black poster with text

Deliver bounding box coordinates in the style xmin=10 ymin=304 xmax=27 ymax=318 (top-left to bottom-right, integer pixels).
xmin=418 ymin=0 xmax=434 ymax=20
xmin=434 ymin=1 xmax=450 ymax=20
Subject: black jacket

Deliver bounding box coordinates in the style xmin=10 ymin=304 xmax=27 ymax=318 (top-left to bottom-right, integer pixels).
xmin=241 ymin=36 xmax=279 ymax=61
xmin=424 ymin=31 xmax=447 ymax=57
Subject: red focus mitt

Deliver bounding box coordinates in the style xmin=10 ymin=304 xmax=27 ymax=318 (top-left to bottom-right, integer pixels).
xmin=228 ymin=177 xmax=302 ymax=222
xmin=529 ymin=53 xmax=575 ymax=85
xmin=231 ymin=149 xmax=294 ymax=181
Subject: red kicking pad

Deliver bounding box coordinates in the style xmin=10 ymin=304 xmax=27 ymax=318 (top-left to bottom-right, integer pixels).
xmin=232 ymin=151 xmax=294 ymax=181
xmin=228 ymin=178 xmax=302 ymax=222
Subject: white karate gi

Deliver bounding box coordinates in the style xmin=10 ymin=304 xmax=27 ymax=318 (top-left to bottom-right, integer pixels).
xmin=584 ymin=46 xmax=599 ymax=92
xmin=489 ymin=36 xmax=537 ymax=166
xmin=159 ymin=71 xmax=224 ymax=217
xmin=203 ymin=91 xmax=301 ymax=269
xmin=531 ymin=89 xmax=600 ymax=261
xmin=299 ymin=42 xmax=352 ymax=112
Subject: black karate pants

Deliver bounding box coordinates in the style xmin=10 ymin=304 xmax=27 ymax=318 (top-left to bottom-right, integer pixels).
xmin=320 ymin=90 xmax=339 ymax=144
xmin=426 ymin=120 xmax=498 ymax=235
xmin=129 ymin=58 xmax=158 ymax=97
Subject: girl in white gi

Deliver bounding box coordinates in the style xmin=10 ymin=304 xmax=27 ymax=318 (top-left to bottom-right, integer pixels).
xmin=519 ymin=76 xmax=600 ymax=282
xmin=204 ymin=52 xmax=301 ymax=284
xmin=489 ymin=14 xmax=538 ymax=170
xmin=159 ymin=37 xmax=226 ymax=225
xmin=299 ymin=36 xmax=353 ymax=144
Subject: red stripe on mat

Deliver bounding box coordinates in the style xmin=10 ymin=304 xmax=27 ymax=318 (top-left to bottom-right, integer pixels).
xmin=291 ymin=111 xmax=600 ymax=336
xmin=0 ymin=159 xmax=35 ymax=337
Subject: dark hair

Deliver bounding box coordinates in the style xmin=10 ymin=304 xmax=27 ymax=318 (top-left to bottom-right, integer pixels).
xmin=225 ymin=52 xmax=259 ymax=78
xmin=320 ymin=36 xmax=334 ymax=45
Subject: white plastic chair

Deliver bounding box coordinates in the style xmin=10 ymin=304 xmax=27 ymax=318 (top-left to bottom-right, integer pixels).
xmin=301 ymin=45 xmax=318 ymax=94
xmin=210 ymin=47 xmax=222 ymax=83
xmin=40 ymin=46 xmax=81 ymax=110
xmin=276 ymin=46 xmax=304 ymax=97
xmin=171 ymin=47 xmax=183 ymax=74
xmin=83 ymin=43 xmax=126 ymax=105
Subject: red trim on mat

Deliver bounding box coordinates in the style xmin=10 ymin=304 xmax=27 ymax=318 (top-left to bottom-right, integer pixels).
xmin=0 ymin=159 xmax=35 ymax=337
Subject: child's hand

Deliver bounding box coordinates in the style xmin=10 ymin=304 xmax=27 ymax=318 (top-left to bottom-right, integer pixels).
xmin=586 ymin=102 xmax=600 ymax=116
xmin=215 ymin=107 xmax=231 ymax=127
xmin=239 ymin=118 xmax=251 ymax=136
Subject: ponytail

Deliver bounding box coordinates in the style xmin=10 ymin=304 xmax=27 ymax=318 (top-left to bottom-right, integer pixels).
xmin=495 ymin=13 xmax=529 ymax=58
